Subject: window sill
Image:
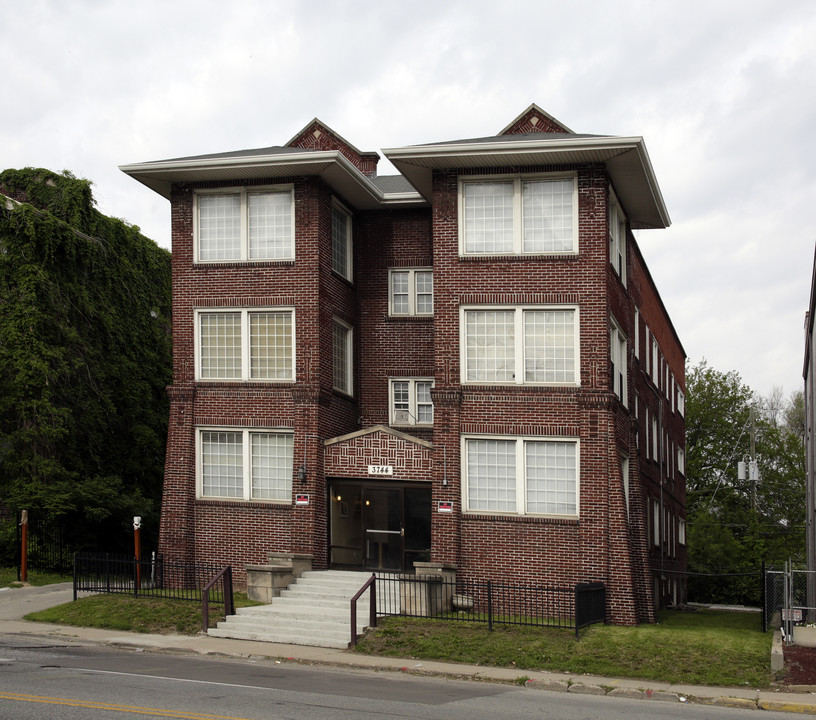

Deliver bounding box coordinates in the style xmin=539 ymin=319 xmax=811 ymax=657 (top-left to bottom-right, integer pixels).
xmin=462 ymin=512 xmax=579 ymax=525
xmin=459 ymin=252 xmax=579 ymax=262
xmin=195 ymin=498 xmax=292 ymax=508
xmin=192 ymin=259 xmax=296 ymax=269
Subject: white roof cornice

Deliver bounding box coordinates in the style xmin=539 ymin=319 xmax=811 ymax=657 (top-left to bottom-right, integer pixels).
xmin=383 ymin=135 xmax=670 ymax=229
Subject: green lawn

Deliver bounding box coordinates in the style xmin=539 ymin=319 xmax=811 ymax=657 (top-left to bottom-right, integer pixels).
xmin=17 ymin=577 xmax=776 ymax=688
xmin=25 ymin=592 xmax=262 ymax=635
xmin=353 ymin=609 xmax=775 ymax=688
xmin=0 ymin=567 xmax=71 ymax=588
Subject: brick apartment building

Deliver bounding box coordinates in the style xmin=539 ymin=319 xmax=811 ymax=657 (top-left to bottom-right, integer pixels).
xmin=121 ymin=104 xmax=686 ymax=624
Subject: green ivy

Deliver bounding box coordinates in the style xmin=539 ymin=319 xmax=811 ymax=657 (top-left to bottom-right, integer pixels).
xmin=0 ymin=168 xmax=172 ymax=550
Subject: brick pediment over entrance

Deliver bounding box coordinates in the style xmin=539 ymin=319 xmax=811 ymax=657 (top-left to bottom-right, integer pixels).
xmin=324 ymin=425 xmax=433 ymax=482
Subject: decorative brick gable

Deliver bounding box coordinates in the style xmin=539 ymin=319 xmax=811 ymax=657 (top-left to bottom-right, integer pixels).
xmin=324 ymin=425 xmax=433 ymax=482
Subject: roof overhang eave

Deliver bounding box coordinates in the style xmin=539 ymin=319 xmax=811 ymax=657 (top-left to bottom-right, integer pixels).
xmin=383 ymin=136 xmax=670 ymax=229
xmin=120 ymin=151 xmax=425 ymax=209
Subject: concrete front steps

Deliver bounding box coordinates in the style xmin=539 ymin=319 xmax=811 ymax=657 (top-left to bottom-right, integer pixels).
xmin=208 ymin=570 xmax=374 ymax=649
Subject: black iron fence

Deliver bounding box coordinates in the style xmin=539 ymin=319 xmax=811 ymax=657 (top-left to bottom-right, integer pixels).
xmin=16 ymin=514 xmax=72 ymax=576
xmin=73 ymin=553 xmax=233 ymax=608
xmin=374 ymin=573 xmax=605 ymax=638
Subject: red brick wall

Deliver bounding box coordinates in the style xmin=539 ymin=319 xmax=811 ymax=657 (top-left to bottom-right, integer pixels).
xmin=158 ymin=150 xmax=683 ymax=621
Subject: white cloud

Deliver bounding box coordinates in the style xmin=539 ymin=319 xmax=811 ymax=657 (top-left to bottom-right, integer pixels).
xmin=2 ymin=0 xmax=815 ymax=397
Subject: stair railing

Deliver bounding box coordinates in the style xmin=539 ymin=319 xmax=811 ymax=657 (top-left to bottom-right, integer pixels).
xmin=202 ymin=566 xmax=234 ymax=632
xmin=349 ymin=573 xmax=377 ymax=647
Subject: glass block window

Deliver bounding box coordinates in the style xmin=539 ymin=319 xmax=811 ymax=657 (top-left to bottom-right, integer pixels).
xmin=460 ymin=175 xmax=577 ymax=255
xmin=200 ymin=431 xmax=243 ymax=498
xmin=464 ymin=437 xmax=578 ymax=516
xmin=462 ymin=306 xmax=578 ymax=385
xmin=199 ymin=312 xmax=242 ymax=380
xmin=199 ymin=429 xmax=293 ymax=501
xmin=197 ymin=309 xmax=294 ymax=382
xmin=196 ymin=187 xmax=293 ymax=262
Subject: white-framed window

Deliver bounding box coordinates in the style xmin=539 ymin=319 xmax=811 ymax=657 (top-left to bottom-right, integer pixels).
xmin=653 ymin=500 xmax=660 ymax=546
xmin=459 ymin=174 xmax=578 ymax=256
xmin=389 ymin=268 xmax=433 ymax=316
xmin=610 ymin=318 xmax=627 ymax=406
xmin=197 ymin=428 xmax=293 ymax=502
xmin=609 ymin=188 xmax=627 ymax=283
xmin=652 ymin=415 xmax=659 ymax=462
xmin=332 ymin=201 xmax=353 ymax=281
xmin=462 ymin=435 xmax=579 ymax=516
xmin=634 ymin=308 xmax=640 ymax=362
xmin=679 ymin=518 xmax=687 ymax=545
xmin=652 ymin=337 xmax=659 ymax=382
xmin=644 ymin=326 xmax=651 ymax=377
xmin=195 ymin=308 xmax=294 ymax=382
xmin=389 ymin=378 xmax=434 ymax=426
xmin=671 ymin=376 xmax=676 ymax=414
xmin=195 ymin=186 xmax=294 ymax=263
xmin=644 ymin=407 xmax=649 ymax=459
xmin=621 ymin=454 xmax=630 ymax=521
xmin=677 ymin=447 xmax=685 ymax=475
xmin=460 ymin=305 xmax=578 ymax=385
xmin=678 ymin=389 xmax=685 ymax=417
xmin=332 ymin=318 xmax=353 ymax=395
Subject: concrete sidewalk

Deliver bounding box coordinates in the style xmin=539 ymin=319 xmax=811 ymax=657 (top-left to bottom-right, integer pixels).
xmin=1 ymin=583 xmax=815 ymax=715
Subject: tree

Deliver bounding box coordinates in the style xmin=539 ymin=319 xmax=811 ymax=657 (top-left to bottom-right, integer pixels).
xmin=685 ymin=359 xmax=805 ymax=571
xmin=0 ymin=169 xmax=172 ymax=551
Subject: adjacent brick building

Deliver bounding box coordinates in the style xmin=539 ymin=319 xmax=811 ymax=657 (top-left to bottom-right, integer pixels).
xmin=122 ymin=104 xmax=686 ymax=624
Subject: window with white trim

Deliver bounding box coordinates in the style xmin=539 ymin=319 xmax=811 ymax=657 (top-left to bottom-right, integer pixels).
xmin=679 ymin=518 xmax=687 ymax=545
xmin=678 ymin=389 xmax=685 ymax=417
xmin=196 ymin=309 xmax=294 ymax=382
xmin=463 ymin=436 xmax=578 ymax=516
xmin=461 ymin=306 xmax=578 ymax=385
xmin=634 ymin=308 xmax=640 ymax=362
xmin=389 ymin=378 xmax=434 ymax=426
xmin=653 ymin=500 xmax=660 ymax=546
xmin=609 ymin=189 xmax=627 ymax=283
xmin=652 ymin=415 xmax=659 ymax=462
xmin=677 ymin=447 xmax=685 ymax=475
xmin=610 ymin=318 xmax=627 ymax=406
xmin=621 ymin=454 xmax=630 ymax=521
xmin=645 ymin=326 xmax=651 ymax=377
xmin=197 ymin=428 xmax=293 ymax=501
xmin=652 ymin=337 xmax=659 ymax=382
xmin=459 ymin=175 xmax=577 ymax=256
xmin=389 ymin=269 xmax=433 ymax=316
xmin=332 ymin=318 xmax=353 ymax=395
xmin=332 ymin=202 xmax=353 ymax=281
xmin=195 ymin=187 xmax=294 ymax=262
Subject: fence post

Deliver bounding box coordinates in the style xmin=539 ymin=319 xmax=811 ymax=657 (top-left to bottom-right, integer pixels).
xmin=73 ymin=554 xmax=77 ymax=601
xmin=487 ymin=580 xmax=493 ymax=631
xmin=761 ymin=561 xmax=767 ymax=633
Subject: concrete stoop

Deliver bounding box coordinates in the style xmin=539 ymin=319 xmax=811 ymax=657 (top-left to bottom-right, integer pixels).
xmin=208 ymin=570 xmax=374 ymax=649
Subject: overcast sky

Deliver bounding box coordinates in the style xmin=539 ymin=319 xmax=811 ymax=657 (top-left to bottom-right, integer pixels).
xmin=3 ymin=0 xmax=814 ymax=399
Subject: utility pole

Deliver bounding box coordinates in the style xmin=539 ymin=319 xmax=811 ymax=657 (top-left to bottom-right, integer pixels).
xmin=750 ymin=406 xmax=757 ymax=510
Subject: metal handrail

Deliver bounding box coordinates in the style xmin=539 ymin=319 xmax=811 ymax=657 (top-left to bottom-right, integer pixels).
xmin=349 ymin=573 xmax=377 ymax=647
xmin=202 ymin=566 xmax=234 ymax=632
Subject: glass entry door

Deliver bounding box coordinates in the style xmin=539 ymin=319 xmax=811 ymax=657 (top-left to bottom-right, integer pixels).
xmin=328 ymin=482 xmax=430 ymax=572
xmin=363 ymin=487 xmax=402 ymax=571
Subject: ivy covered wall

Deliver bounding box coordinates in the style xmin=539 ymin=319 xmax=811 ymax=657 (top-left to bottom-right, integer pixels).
xmin=0 ymin=169 xmax=171 ymax=550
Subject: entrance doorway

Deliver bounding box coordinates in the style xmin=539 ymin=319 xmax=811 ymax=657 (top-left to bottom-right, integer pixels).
xmin=328 ymin=482 xmax=431 ymax=572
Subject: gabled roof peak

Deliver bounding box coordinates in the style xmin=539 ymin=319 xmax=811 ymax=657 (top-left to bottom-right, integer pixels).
xmin=499 ymin=103 xmax=574 ymax=135
xmin=286 ymin=118 xmax=380 ymax=177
